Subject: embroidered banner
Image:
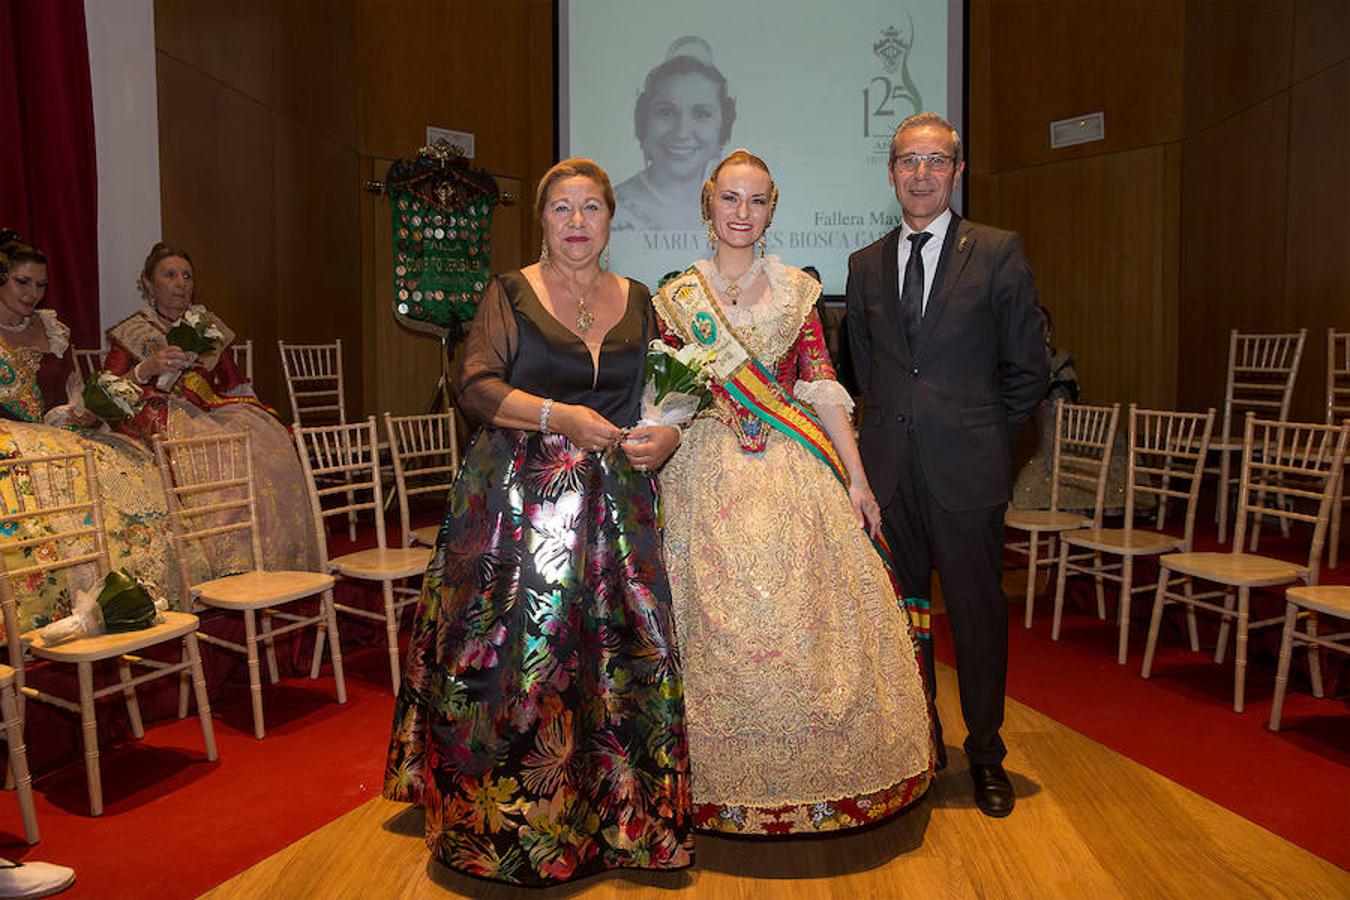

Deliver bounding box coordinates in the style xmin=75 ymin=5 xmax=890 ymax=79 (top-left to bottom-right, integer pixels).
xmin=385 ymin=143 xmax=499 ymax=340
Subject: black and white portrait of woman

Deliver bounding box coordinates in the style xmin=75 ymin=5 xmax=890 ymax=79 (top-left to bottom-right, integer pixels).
xmin=612 ymin=36 xmax=736 ymax=232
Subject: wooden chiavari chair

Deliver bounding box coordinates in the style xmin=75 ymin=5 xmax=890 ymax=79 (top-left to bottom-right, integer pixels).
xmin=1325 ymin=329 xmax=1349 ymax=568
xmin=1206 ymin=329 xmax=1306 ymax=544
xmin=278 ymin=340 xmax=345 ymax=428
xmin=1051 ymin=406 xmax=1215 ymax=664
xmin=1141 ymin=414 xmax=1349 ymax=712
xmin=1005 ymin=401 xmax=1121 ymax=628
xmin=156 ymin=431 xmax=346 ymax=740
xmin=279 ymin=339 xmax=368 ymax=540
xmin=1269 ymin=583 xmax=1350 ymax=731
xmin=230 ymin=339 xmax=254 ymax=383
xmin=295 ymin=418 xmax=431 ymax=694
xmin=0 ymin=449 xmax=215 ymax=815
xmin=385 ymin=412 xmax=458 ymax=549
xmin=0 ymin=663 xmax=37 ymax=842
xmin=72 ymin=348 xmax=102 ymax=383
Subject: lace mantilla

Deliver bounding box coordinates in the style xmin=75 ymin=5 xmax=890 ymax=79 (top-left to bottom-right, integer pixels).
xmin=37 ymin=310 xmax=70 ymax=357
xmin=691 ymin=256 xmax=818 ymax=363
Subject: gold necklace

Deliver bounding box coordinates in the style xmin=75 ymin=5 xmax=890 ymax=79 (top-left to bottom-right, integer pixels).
xmin=574 ymin=291 xmax=594 ymax=333
xmin=712 ymin=257 xmax=765 ymax=306
xmin=572 ymin=295 xmax=594 ymax=334
xmin=545 ymin=263 xmax=597 ymax=333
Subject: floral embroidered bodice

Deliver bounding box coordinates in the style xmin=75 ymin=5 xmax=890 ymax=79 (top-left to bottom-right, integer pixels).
xmin=657 ymin=258 xmax=851 ymax=453
xmin=0 ymin=311 xmax=71 ymax=423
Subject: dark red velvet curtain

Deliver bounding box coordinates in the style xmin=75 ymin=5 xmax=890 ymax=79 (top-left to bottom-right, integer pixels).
xmin=0 ymin=0 xmax=100 ymax=347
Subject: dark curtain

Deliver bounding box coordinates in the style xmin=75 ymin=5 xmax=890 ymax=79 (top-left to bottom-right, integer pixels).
xmin=0 ymin=0 xmax=100 ymax=347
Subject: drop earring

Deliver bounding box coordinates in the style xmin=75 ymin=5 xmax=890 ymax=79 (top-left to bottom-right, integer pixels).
xmin=539 ymin=237 xmax=550 ymax=264
xmin=756 ymin=233 xmax=767 ymax=257
xmin=601 ymin=245 xmax=610 ymax=270
xmin=706 ymin=222 xmax=718 ymax=255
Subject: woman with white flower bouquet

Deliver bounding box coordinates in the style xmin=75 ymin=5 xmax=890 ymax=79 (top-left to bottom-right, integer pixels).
xmin=0 ymin=232 xmax=188 ymax=638
xmin=651 ymin=151 xmax=934 ymax=836
xmin=102 ymin=242 xmax=318 ymax=572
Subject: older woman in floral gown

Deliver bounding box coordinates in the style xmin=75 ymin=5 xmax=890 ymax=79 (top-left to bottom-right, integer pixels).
xmin=383 ymin=159 xmax=692 ymax=886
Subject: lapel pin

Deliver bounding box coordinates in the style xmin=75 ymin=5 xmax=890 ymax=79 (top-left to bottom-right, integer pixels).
xmin=958 ymin=233 xmax=969 ymax=252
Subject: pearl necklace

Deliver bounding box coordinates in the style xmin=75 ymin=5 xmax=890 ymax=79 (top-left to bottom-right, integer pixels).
xmin=709 ymin=257 xmax=765 ymax=306
xmin=0 ymin=315 xmax=31 ymax=333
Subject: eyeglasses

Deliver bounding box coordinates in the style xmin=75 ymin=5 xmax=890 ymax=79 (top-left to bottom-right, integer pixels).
xmin=895 ymin=153 xmax=956 ymax=173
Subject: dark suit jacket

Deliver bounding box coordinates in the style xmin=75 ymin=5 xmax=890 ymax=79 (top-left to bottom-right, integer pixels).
xmin=845 ymin=214 xmax=1047 ymax=511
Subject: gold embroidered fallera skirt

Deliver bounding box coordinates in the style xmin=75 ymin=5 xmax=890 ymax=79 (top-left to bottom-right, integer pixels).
xmin=0 ymin=422 xmax=199 ymax=636
xmin=164 ymin=399 xmax=319 ymax=574
xmin=661 ymin=419 xmax=934 ymax=834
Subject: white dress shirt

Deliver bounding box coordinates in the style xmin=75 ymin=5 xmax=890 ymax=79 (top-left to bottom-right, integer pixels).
xmin=896 ymin=208 xmax=954 ymax=315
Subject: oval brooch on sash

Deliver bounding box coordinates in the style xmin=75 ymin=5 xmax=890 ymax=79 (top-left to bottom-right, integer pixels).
xmin=691 ymin=311 xmax=718 ymax=346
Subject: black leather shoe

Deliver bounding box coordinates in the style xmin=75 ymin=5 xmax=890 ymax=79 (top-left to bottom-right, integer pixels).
xmin=934 ymin=744 xmax=948 ymax=772
xmin=970 ymin=763 xmax=1015 ymax=817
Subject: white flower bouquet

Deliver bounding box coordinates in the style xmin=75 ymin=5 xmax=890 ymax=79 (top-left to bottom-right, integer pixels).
xmin=80 ymin=371 xmax=145 ymax=423
xmin=159 ymin=307 xmax=225 ymax=389
xmin=38 ymin=570 xmax=166 ymax=645
xmin=640 ymin=340 xmax=716 ymax=427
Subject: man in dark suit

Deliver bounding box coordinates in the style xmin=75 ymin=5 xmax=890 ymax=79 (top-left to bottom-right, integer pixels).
xmin=845 ymin=112 xmax=1046 ymax=818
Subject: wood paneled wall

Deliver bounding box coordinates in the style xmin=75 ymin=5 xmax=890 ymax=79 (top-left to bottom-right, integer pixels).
xmin=156 ymin=0 xmax=552 ymax=421
xmin=158 ymin=1 xmax=1347 ymax=423
xmin=970 ymin=0 xmax=1350 ymax=420
xmin=1177 ymin=1 xmax=1350 ymax=421
xmin=967 ymin=0 xmax=1185 ymax=410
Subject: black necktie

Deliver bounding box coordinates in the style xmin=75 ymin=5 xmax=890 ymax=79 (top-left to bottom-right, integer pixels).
xmin=900 ymin=231 xmax=932 ymax=346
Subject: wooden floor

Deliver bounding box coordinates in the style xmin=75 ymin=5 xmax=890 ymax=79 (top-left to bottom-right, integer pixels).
xmin=206 ymin=662 xmax=1349 ymax=899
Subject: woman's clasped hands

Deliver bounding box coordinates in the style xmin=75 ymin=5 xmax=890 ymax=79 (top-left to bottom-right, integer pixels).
xmin=548 ymin=402 xmax=679 ymax=472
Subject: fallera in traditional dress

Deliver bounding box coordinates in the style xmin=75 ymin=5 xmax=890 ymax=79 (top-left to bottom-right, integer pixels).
xmin=654 ymin=258 xmax=934 ymax=835
xmin=0 ymin=310 xmax=196 ymax=637
xmin=383 ymin=272 xmax=692 ymax=886
xmin=103 ymin=306 xmax=318 ymax=573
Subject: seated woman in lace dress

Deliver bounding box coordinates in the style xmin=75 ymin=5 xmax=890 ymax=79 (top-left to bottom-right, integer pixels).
xmin=102 ymin=243 xmax=317 ymax=571
xmin=652 ymin=150 xmax=934 ymax=835
xmin=0 ymin=231 xmax=185 ymax=635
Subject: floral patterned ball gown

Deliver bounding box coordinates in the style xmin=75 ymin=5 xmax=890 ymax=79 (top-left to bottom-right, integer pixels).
xmin=383 ymin=271 xmax=692 ymax=886
xmin=0 ymin=310 xmax=189 ymax=636
xmin=654 ymin=258 xmax=934 ymax=835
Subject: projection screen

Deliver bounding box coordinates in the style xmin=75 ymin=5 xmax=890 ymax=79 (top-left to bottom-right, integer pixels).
xmin=558 ymin=0 xmax=965 ymax=295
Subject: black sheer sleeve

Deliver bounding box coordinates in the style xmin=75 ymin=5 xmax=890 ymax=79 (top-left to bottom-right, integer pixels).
xmin=455 ymin=278 xmax=519 ymax=425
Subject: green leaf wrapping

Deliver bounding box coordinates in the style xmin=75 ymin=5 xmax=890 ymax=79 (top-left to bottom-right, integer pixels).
xmin=81 ymin=378 xmax=134 ymax=422
xmin=643 ymin=349 xmax=714 ymax=412
xmin=96 ymin=569 xmax=158 ymax=633
xmin=165 ymin=322 xmax=216 ymax=355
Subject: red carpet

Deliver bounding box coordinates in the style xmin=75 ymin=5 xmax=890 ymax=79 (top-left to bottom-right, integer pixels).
xmin=0 ymin=514 xmax=417 ymax=900
xmin=934 ymin=524 xmax=1350 ymax=871
xmin=0 ymin=642 xmax=397 ymax=899
xmin=3 ymin=510 xmax=1346 ymax=896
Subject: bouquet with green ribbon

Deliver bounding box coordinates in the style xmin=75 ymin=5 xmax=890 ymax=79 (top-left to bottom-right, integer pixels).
xmin=639 ymin=340 xmax=716 ymax=427
xmin=38 ymin=569 xmax=165 ymax=645
xmin=80 ymin=371 xmax=145 ymax=423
